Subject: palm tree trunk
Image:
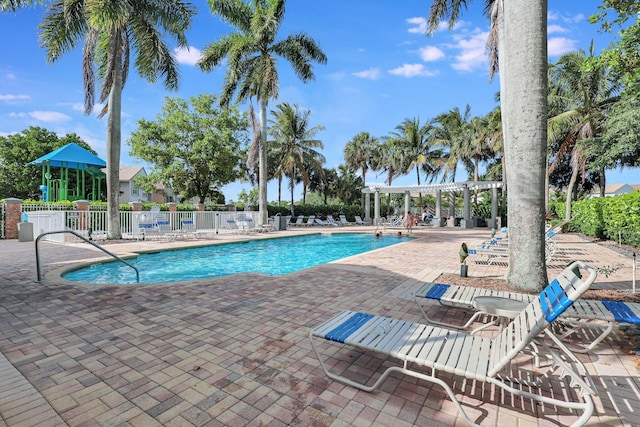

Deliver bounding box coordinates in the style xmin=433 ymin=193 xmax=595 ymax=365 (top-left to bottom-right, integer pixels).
xmin=565 ymin=161 xmax=579 ymax=220
xmin=258 ymin=97 xmax=268 ymax=225
xmin=503 ymin=0 xmax=549 ymax=290
xmin=278 ymin=175 xmax=282 ymax=204
xmin=106 ymin=42 xmax=123 ymax=240
xmin=289 ymin=173 xmax=295 ymax=216
xmin=361 ymin=167 xmax=367 ymax=210
xmin=599 ymin=166 xmax=606 ymax=197
xmin=415 ymin=166 xmax=423 ymax=207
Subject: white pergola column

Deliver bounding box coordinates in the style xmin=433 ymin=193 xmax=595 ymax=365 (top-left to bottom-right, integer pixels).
xmin=404 ymin=191 xmax=410 ymax=219
xmin=491 ymin=186 xmax=498 ymax=229
xmin=448 ymin=192 xmax=455 ymax=219
xmin=374 ymin=190 xmax=380 ymax=225
xmin=435 ymin=190 xmax=442 ymax=227
xmin=364 ymin=192 xmax=371 ymax=222
xmin=462 ymin=185 xmax=473 ymax=228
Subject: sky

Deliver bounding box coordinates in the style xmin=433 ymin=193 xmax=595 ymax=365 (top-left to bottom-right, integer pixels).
xmin=1 ymin=0 xmax=638 ymax=203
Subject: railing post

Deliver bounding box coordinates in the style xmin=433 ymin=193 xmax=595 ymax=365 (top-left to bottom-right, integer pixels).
xmin=74 ymin=200 xmax=90 ymax=232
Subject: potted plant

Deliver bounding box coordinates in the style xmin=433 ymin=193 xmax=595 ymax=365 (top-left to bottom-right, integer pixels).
xmin=459 ymin=242 xmax=469 ymax=277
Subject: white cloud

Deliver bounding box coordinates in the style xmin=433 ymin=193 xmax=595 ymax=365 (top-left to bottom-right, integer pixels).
xmin=548 ymin=37 xmax=578 ymax=56
xmin=419 ymin=46 xmax=445 ymax=62
xmin=353 ymin=68 xmax=381 ymax=80
xmin=450 ymin=30 xmax=488 ymax=72
xmin=5 ymin=73 xmax=16 ymax=80
xmin=548 ymin=24 xmax=568 ymax=34
xmin=0 ymin=94 xmax=30 ymax=102
xmin=548 ymin=10 xmax=584 ymax=24
xmin=406 ymin=17 xmax=427 ymax=34
xmin=173 ymin=46 xmax=202 ymax=66
xmin=388 ymin=64 xmax=438 ymax=78
xmin=9 ymin=110 xmax=71 ymax=123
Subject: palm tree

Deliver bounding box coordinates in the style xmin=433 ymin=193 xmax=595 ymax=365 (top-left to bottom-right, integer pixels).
xmin=268 ymin=102 xmax=325 ymax=213
xmin=548 ymin=47 xmax=620 ymax=220
xmin=430 ymin=105 xmax=472 ymax=218
xmin=39 ymin=0 xmax=195 ymax=239
xmin=197 ymin=0 xmax=327 ymax=226
xmin=376 ymin=136 xmax=411 ymax=215
xmin=428 ymin=0 xmax=549 ymax=290
xmin=391 ymin=117 xmax=439 ymax=207
xmin=335 ymin=164 xmax=363 ymax=206
xmin=344 ymin=131 xmax=380 ymax=208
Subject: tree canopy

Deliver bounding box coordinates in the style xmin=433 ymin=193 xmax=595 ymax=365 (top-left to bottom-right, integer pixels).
xmin=0 ymin=127 xmax=93 ymax=200
xmin=128 ymin=94 xmax=249 ymax=204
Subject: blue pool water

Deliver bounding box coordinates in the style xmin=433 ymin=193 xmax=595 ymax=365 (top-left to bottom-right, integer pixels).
xmin=63 ymin=233 xmax=406 ymax=284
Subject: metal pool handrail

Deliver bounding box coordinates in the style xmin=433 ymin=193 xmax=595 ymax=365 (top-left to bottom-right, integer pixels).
xmin=35 ymin=230 xmax=140 ymax=283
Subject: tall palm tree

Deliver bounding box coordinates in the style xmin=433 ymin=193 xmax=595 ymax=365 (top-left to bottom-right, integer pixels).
xmin=431 ymin=105 xmax=471 ymax=218
xmin=391 ymin=117 xmax=439 ymax=207
xmin=432 ymin=105 xmax=471 ymax=182
xmin=197 ymin=0 xmax=326 ymax=225
xmin=39 ymin=0 xmax=195 ymax=239
xmin=344 ymin=131 xmax=380 ymax=208
xmin=377 ymin=136 xmax=411 ymax=215
xmin=548 ymin=47 xmax=620 ymax=220
xmin=428 ymin=0 xmax=549 ymax=290
xmin=268 ymin=102 xmax=325 ymax=213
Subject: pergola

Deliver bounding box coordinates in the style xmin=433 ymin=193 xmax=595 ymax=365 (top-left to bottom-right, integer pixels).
xmin=361 ymin=181 xmax=504 ymax=228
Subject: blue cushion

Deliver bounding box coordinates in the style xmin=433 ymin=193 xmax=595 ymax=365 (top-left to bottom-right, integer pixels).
xmin=325 ymin=312 xmax=375 ymax=343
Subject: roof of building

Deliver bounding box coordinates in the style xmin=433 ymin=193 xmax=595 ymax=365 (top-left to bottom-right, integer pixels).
xmin=99 ymin=166 xmax=146 ymax=182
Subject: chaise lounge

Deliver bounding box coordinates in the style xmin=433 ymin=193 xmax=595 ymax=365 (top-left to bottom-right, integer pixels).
xmin=310 ymin=261 xmax=598 ymax=426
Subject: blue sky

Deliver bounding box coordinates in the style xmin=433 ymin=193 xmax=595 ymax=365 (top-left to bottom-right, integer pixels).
xmin=1 ymin=0 xmax=637 ymax=202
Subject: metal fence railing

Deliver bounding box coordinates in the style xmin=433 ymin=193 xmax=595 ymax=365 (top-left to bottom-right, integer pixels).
xmin=18 ymin=208 xmax=259 ymax=243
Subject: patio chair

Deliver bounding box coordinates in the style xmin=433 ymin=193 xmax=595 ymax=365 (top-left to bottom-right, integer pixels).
xmin=413 ymin=265 xmax=633 ymax=353
xmin=303 ymin=215 xmax=316 ymax=227
xmin=326 ymin=215 xmax=341 ymax=226
xmin=310 ymin=261 xmax=598 ymax=427
xmin=155 ymin=215 xmax=176 ymax=240
xmin=354 ymin=215 xmax=368 ymax=225
xmin=291 ymin=216 xmax=305 ymax=227
xmin=339 ymin=215 xmax=354 ymax=226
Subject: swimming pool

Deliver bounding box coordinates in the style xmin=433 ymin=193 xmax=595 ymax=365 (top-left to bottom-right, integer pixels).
xmin=62 ymin=233 xmax=407 ymax=284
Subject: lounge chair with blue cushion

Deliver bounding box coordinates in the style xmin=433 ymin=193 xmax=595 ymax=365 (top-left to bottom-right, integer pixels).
xmin=291 ymin=216 xmax=305 ymax=227
xmin=339 ymin=215 xmax=354 ymax=226
xmin=326 ymin=215 xmax=341 ymax=226
xmin=354 ymin=215 xmax=368 ymax=225
xmin=413 ymin=268 xmax=637 ymax=353
xmin=311 ymin=261 xmax=598 ymax=427
xmin=303 ymin=215 xmax=316 ymax=227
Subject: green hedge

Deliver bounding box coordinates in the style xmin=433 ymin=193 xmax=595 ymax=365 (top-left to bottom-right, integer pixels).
xmin=552 ymin=192 xmax=640 ymax=247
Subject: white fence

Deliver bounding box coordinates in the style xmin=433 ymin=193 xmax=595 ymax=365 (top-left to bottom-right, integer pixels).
xmin=20 ymin=207 xmax=259 ymax=242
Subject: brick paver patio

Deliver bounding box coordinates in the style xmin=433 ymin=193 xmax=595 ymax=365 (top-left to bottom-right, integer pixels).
xmin=0 ymin=226 xmax=638 ymax=426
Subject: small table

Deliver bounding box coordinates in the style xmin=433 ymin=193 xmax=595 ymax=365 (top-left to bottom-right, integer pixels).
xmin=471 ymin=296 xmax=528 ymax=334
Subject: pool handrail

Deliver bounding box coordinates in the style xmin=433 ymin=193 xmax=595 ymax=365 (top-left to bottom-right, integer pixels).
xmin=35 ymin=230 xmax=140 ymax=283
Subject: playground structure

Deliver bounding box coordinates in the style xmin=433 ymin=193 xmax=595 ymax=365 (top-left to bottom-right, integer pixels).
xmin=28 ymin=143 xmax=107 ymax=202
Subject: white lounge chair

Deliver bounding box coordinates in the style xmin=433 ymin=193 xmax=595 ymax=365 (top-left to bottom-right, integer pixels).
xmin=354 ymin=215 xmax=367 ymax=225
xmin=413 ymin=267 xmax=635 ymax=353
xmin=326 ymin=215 xmax=341 ymax=226
xmin=339 ymin=215 xmax=354 ymax=226
xmin=311 ymin=261 xmax=598 ymax=427
xmin=179 ymin=218 xmax=198 ymax=239
xmin=303 ymin=215 xmax=316 ymax=227
xmin=291 ymin=216 xmax=305 ymax=227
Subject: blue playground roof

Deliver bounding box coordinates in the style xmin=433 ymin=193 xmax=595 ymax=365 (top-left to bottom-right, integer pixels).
xmin=28 ymin=142 xmax=106 ymax=169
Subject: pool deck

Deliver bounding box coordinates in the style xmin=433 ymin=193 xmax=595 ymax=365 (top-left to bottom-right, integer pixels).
xmin=0 ymin=225 xmax=638 ymax=426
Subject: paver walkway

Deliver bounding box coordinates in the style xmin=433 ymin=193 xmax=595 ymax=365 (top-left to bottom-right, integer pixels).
xmin=0 ymin=226 xmax=638 ymax=426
